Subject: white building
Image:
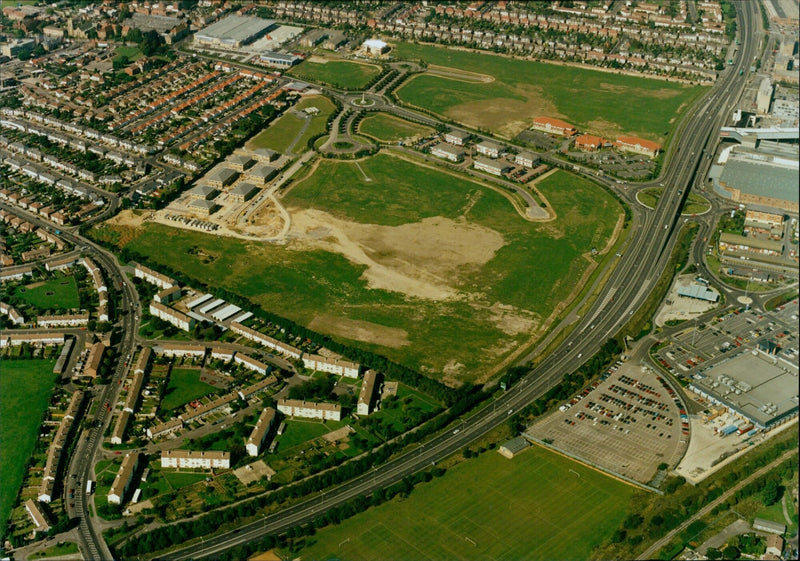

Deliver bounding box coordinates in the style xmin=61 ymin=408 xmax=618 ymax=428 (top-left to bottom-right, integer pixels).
xmin=37 ymin=313 xmax=90 ymax=328
xmin=430 ymin=143 xmax=465 ymax=162
xmin=475 ymin=140 xmax=504 ymax=158
xmin=108 ymin=453 xmax=139 ymax=505
xmin=246 ymin=407 xmax=276 ymax=456
xmin=229 ymin=321 xmax=302 ymax=359
xmin=134 ymin=263 xmax=175 ymax=289
xmin=473 ymin=156 xmax=510 ymax=176
xmin=149 ymin=301 xmax=196 ymax=331
xmin=277 ymin=399 xmax=342 ymax=421
xmin=357 ymin=369 xmax=379 ymax=416
xmin=161 ymin=450 xmax=230 ymax=469
xmin=302 ymin=354 xmax=360 ymax=378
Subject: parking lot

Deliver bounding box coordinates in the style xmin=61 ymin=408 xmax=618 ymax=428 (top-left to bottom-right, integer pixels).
xmin=526 ymin=360 xmax=687 ymax=485
xmin=652 ymin=301 xmax=799 ymax=379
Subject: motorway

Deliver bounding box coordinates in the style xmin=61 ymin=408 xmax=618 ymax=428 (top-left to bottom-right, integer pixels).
xmin=3 ymin=3 xmax=761 ymax=558
xmin=162 ymin=2 xmax=763 ymax=559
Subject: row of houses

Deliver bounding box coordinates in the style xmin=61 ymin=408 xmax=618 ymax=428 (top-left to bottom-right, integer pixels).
xmin=39 ymin=391 xmax=83 ymax=503
xmin=111 ymin=348 xmax=152 ymax=445
xmin=0 ymin=331 xmax=65 ymax=348
xmin=0 ymin=301 xmax=25 ymax=325
xmin=0 ymin=187 xmax=72 ymax=226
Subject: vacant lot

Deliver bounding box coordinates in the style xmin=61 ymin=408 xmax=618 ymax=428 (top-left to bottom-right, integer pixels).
xmin=13 ymin=275 xmax=80 ymax=311
xmin=96 ymin=155 xmax=620 ymax=381
xmin=287 ymin=59 xmax=381 ymax=90
xmin=358 ymin=112 xmax=434 ymax=142
xmin=297 ymin=444 xmax=634 ymax=560
xmin=0 ymin=359 xmax=57 ymax=526
xmin=247 ymin=96 xmax=336 ymax=155
xmin=393 ymin=42 xmax=705 ymax=140
xmin=159 ymin=367 xmax=218 ymax=413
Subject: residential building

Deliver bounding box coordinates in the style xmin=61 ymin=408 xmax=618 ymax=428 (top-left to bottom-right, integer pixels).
xmin=36 ymin=313 xmax=90 ymax=328
xmin=146 ymin=418 xmax=183 ymax=439
xmin=155 ymin=285 xmax=183 ymax=304
xmin=229 ymin=321 xmax=302 ymax=359
xmin=84 ymin=342 xmax=105 ymax=379
xmin=277 ymin=399 xmax=342 ymax=421
xmin=161 ymin=450 xmax=230 ymax=469
xmin=159 ymin=342 xmax=207 ymax=357
xmin=108 ymin=453 xmax=140 ymax=505
xmin=227 ymin=154 xmax=255 ymax=172
xmin=246 ymin=407 xmax=277 ymax=456
xmin=430 ymin=143 xmax=465 ymax=162
xmin=0 ymin=302 xmax=24 ymax=325
xmin=24 ymin=499 xmax=52 ymax=533
xmin=211 ymin=346 xmax=234 ymax=361
xmin=473 ymin=156 xmax=510 ymax=176
xmin=766 ymin=534 xmax=784 ymax=557
xmin=111 ymin=410 xmax=130 ymax=445
xmin=237 ymin=376 xmax=277 ymax=401
xmin=133 ymin=263 xmax=175 ymax=289
xmin=302 ymin=353 xmax=360 ymax=377
xmin=0 ymin=332 xmax=64 ymax=347
xmin=188 ymin=199 xmax=218 ymax=216
xmin=234 ymin=353 xmax=269 ymax=375
xmin=532 ymin=117 xmax=577 ymax=137
xmin=179 ymin=393 xmax=237 ymax=424
xmin=149 ymin=301 xmax=196 ymax=331
xmin=357 ymin=369 xmax=379 ymax=416
xmin=187 ymin=184 xmax=219 ymax=200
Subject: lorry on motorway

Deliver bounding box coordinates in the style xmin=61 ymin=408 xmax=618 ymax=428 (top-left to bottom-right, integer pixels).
xmin=85 ymin=480 xmax=94 ymax=494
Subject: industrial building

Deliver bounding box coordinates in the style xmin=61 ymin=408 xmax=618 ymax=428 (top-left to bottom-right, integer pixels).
xmin=475 ymin=140 xmax=504 ymax=158
xmin=498 ymin=436 xmax=531 ymax=459
xmin=260 ymin=52 xmax=302 ymax=68
xmin=362 ymin=38 xmax=389 ymax=56
xmin=515 ymin=151 xmax=540 ymax=168
xmin=194 ymin=15 xmax=276 ymax=49
xmin=444 ymin=130 xmax=471 ymax=145
xmin=712 ymin=146 xmax=799 ymax=213
xmin=688 ymin=349 xmax=798 ymax=429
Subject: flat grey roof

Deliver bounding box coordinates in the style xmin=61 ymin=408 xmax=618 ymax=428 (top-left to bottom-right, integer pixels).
xmin=691 ymin=350 xmax=799 ymax=427
xmin=195 ymin=15 xmax=275 ymax=43
xmin=718 ymin=156 xmax=799 ymax=204
xmin=477 ymin=140 xmax=504 ymax=151
xmin=501 ymin=436 xmax=530 ymax=454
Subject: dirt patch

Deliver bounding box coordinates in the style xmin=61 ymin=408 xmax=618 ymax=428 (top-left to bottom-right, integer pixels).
xmin=584 ymin=118 xmax=624 ymax=140
xmin=486 ymin=302 xmax=539 ymax=336
xmin=445 ymin=83 xmax=565 ymax=139
xmin=322 ymin=425 xmax=355 ymax=443
xmin=233 ymin=460 xmax=276 ymax=485
xmin=308 ymin=315 xmax=411 ymax=348
xmin=306 ymin=56 xmax=330 ymax=64
xmin=287 ymin=208 xmax=506 ymax=301
xmin=105 ymin=209 xmax=148 ymax=229
xmin=426 ymin=64 xmax=494 ymax=83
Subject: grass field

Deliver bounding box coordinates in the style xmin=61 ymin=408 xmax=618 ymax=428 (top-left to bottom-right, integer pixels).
xmin=247 ymin=96 xmax=336 ymax=154
xmin=30 ymin=541 xmax=79 ymax=559
xmin=162 ymin=471 xmax=208 ymax=490
xmin=96 ymin=155 xmax=620 ymax=380
xmin=0 ymin=359 xmax=57 ymax=526
xmin=287 ymin=59 xmax=381 ymax=90
xmin=295 ymin=444 xmax=634 ymax=560
xmin=392 ymin=42 xmax=706 ymax=141
xmin=13 ymin=276 xmax=80 ymax=311
xmin=358 ymin=112 xmax=434 ymax=143
xmin=159 ymin=367 xmax=217 ymax=413
xmin=278 ymin=419 xmax=346 ymax=452
xmin=115 ymin=46 xmax=143 ymax=62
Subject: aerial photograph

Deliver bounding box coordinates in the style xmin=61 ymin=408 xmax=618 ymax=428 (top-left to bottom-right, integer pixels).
xmin=0 ymin=1 xmax=797 ymax=560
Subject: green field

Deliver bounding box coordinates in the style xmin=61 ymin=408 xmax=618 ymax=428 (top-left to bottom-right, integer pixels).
xmin=392 ymin=42 xmax=705 ymax=141
xmin=115 ymin=46 xmax=143 ymax=62
xmin=287 ymin=59 xmax=381 ymax=90
xmin=0 ymin=359 xmax=57 ymax=526
xmin=247 ymin=96 xmax=336 ymax=154
xmin=96 ymin=155 xmax=620 ymax=380
xmin=296 ymin=444 xmax=634 ymax=560
xmin=30 ymin=541 xmax=79 ymax=559
xmin=13 ymin=276 xmax=80 ymax=311
xmin=159 ymin=367 xmax=217 ymax=413
xmin=358 ymin=112 xmax=435 ymax=142
xmin=278 ymin=419 xmax=345 ymax=452
xmin=162 ymin=471 xmax=208 ymax=490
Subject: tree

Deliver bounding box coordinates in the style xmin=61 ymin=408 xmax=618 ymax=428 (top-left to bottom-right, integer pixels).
xmin=722 ymin=545 xmax=740 ymax=559
xmin=760 ymin=479 xmax=780 ymax=506
xmin=706 ymin=547 xmax=722 ymax=560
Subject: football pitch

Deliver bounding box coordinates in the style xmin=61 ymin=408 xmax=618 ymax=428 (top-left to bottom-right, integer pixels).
xmin=13 ymin=275 xmax=81 ymax=311
xmin=297 ymin=444 xmax=634 ymax=560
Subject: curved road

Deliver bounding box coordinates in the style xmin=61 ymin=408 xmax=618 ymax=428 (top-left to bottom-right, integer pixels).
xmin=162 ymin=2 xmax=762 ymax=559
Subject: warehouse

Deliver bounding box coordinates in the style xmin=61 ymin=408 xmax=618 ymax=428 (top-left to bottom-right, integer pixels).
xmin=194 ymin=15 xmax=276 ymax=49
xmin=260 ymin=52 xmax=302 ymax=68
xmin=688 ymin=349 xmax=798 ymax=429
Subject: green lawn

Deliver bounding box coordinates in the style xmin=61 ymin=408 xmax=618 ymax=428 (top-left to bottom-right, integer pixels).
xmin=358 ymin=112 xmax=435 ymax=143
xmin=115 ymin=46 xmax=143 ymax=62
xmin=392 ymin=42 xmax=706 ymax=141
xmin=13 ymin=275 xmax=81 ymax=311
xmin=0 ymin=359 xmax=57 ymax=526
xmin=96 ymin=155 xmax=620 ymax=380
xmin=247 ymin=96 xmax=336 ymax=154
xmin=296 ymin=444 xmax=634 ymax=561
xmin=30 ymin=541 xmax=79 ymax=559
xmin=162 ymin=471 xmax=208 ymax=490
xmin=287 ymin=59 xmax=381 ymax=90
xmin=278 ymin=419 xmax=345 ymax=452
xmin=159 ymin=367 xmax=217 ymax=413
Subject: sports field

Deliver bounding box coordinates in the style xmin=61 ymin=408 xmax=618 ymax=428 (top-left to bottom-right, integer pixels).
xmin=97 ymin=155 xmax=620 ymax=381
xmin=0 ymin=359 xmax=57 ymax=526
xmin=296 ymin=444 xmax=634 ymax=560
xmin=357 ymin=112 xmax=434 ymax=143
xmin=392 ymin=42 xmax=706 ymax=140
xmin=159 ymin=367 xmax=217 ymax=413
xmin=13 ymin=276 xmax=80 ymax=311
xmin=247 ymin=96 xmax=336 ymax=155
xmin=287 ymin=59 xmax=381 ymax=90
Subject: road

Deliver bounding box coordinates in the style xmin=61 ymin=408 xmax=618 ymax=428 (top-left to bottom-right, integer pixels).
xmin=163 ymin=2 xmax=762 ymax=559
xmin=639 ymin=448 xmax=798 ymax=560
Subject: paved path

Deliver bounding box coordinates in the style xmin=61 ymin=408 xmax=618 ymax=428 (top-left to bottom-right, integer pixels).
xmin=638 ymin=448 xmax=798 ymax=559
